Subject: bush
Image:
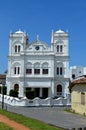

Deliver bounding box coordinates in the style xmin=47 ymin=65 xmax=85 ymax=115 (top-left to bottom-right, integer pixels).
xmin=9 ymin=89 xmax=18 ymax=97
xmin=0 ymin=86 xmax=7 ymax=95
xmin=0 ymin=86 xmax=1 ymax=93
xmin=3 ymin=86 xmax=7 ymax=95
xmin=26 ymin=90 xmax=35 ymax=99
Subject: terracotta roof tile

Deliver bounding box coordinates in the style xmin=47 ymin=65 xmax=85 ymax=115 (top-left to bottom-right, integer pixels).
xmin=72 ymin=77 xmax=86 ymax=84
xmin=0 ymin=74 xmax=6 ymax=79
xmin=69 ymin=77 xmax=86 ymax=90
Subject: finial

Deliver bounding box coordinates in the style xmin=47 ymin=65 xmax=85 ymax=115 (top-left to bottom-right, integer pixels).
xmin=51 ymin=29 xmax=54 ymax=43
xmin=52 ymin=29 xmax=53 ymax=33
xmin=59 ymin=28 xmax=61 ymax=31
xmin=37 ymin=34 xmax=39 ymax=41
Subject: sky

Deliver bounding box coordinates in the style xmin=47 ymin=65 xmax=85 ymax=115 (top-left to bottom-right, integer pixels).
xmin=0 ymin=0 xmax=86 ymax=74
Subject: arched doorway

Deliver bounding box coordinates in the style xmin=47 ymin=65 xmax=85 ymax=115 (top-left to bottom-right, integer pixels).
xmin=57 ymin=84 xmax=62 ymax=96
xmin=14 ymin=84 xmax=19 ymax=91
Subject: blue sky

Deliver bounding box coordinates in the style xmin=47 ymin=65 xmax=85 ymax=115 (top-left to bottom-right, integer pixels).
xmin=0 ymin=0 xmax=86 ymax=73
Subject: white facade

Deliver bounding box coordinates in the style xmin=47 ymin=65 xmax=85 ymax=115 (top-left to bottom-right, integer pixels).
xmin=6 ymin=29 xmax=70 ymax=98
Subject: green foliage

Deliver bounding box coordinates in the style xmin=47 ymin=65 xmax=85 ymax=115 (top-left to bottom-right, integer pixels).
xmin=0 ymin=122 xmax=13 ymax=130
xmin=9 ymin=89 xmax=18 ymax=97
xmin=3 ymin=86 xmax=7 ymax=95
xmin=0 ymin=109 xmax=64 ymax=130
xmin=0 ymin=86 xmax=7 ymax=95
xmin=0 ymin=86 xmax=1 ymax=93
xmin=26 ymin=90 xmax=35 ymax=99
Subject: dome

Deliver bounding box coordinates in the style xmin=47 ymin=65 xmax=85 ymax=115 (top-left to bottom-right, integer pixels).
xmin=56 ymin=29 xmax=64 ymax=33
xmin=15 ymin=30 xmax=23 ymax=34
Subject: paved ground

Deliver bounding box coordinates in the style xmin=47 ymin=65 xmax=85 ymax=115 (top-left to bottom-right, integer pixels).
xmin=4 ymin=105 xmax=86 ymax=129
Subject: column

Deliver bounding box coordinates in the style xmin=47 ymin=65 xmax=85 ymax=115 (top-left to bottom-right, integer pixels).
xmin=40 ymin=88 xmax=42 ymax=97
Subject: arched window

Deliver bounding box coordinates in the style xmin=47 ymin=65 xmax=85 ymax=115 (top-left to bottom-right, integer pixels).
xmin=57 ymin=45 xmax=63 ymax=53
xmin=26 ymin=62 xmax=32 ymax=74
xmin=14 ymin=67 xmax=16 ymax=74
xmin=34 ymin=63 xmax=40 ymax=74
xmin=34 ymin=62 xmax=40 ymax=68
xmin=14 ymin=84 xmax=19 ymax=91
xmin=60 ymin=67 xmax=62 ymax=75
xmin=56 ymin=62 xmax=63 ymax=76
xmin=18 ymin=67 xmax=20 ymax=74
xmin=42 ymin=63 xmax=49 ymax=74
xmin=57 ymin=84 xmax=62 ymax=96
xmin=14 ymin=67 xmax=20 ymax=75
xmin=15 ymin=45 xmax=17 ymax=53
xmin=13 ymin=62 xmax=21 ymax=75
xmin=14 ymin=45 xmax=21 ymax=53
xmin=60 ymin=45 xmax=63 ymax=52
xmin=18 ymin=45 xmax=21 ymax=52
xmin=57 ymin=45 xmax=59 ymax=52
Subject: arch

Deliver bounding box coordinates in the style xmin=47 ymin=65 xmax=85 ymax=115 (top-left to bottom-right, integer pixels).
xmin=56 ymin=40 xmax=64 ymax=53
xmin=12 ymin=40 xmax=22 ymax=54
xmin=25 ymin=62 xmax=32 ymax=68
xmin=14 ymin=84 xmax=19 ymax=91
xmin=42 ymin=62 xmax=49 ymax=68
xmin=12 ymin=62 xmax=21 ymax=67
xmin=56 ymin=40 xmax=64 ymax=45
xmin=14 ymin=44 xmax=21 ymax=53
xmin=15 ymin=45 xmax=17 ymax=52
xmin=12 ymin=40 xmax=21 ymax=45
xmin=57 ymin=84 xmax=62 ymax=96
xmin=25 ymin=62 xmax=32 ymax=74
xmin=42 ymin=62 xmax=49 ymax=74
xmin=57 ymin=62 xmax=63 ymax=67
xmin=34 ymin=62 xmax=40 ymax=74
xmin=12 ymin=62 xmax=21 ymax=75
xmin=34 ymin=62 xmax=40 ymax=68
xmin=56 ymin=62 xmax=63 ymax=75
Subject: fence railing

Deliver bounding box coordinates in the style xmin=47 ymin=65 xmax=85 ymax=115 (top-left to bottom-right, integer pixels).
xmin=0 ymin=94 xmax=71 ymax=107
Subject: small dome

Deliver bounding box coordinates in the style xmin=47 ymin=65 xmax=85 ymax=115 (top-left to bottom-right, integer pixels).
xmin=15 ymin=30 xmax=23 ymax=34
xmin=56 ymin=29 xmax=64 ymax=33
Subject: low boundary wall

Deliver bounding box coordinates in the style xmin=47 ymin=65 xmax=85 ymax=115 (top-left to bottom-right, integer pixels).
xmin=0 ymin=94 xmax=71 ymax=106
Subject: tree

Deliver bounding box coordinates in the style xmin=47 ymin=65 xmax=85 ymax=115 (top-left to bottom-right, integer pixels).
xmin=25 ymin=90 xmax=35 ymax=99
xmin=0 ymin=86 xmax=7 ymax=95
xmin=9 ymin=89 xmax=18 ymax=97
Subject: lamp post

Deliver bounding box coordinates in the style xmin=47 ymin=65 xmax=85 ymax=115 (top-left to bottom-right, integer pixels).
xmin=1 ymin=81 xmax=5 ymax=109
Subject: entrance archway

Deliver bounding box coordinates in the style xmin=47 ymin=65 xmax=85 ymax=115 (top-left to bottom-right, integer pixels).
xmin=14 ymin=84 xmax=19 ymax=91
xmin=57 ymin=84 xmax=62 ymax=96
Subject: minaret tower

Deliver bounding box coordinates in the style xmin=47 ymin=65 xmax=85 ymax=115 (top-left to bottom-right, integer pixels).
xmin=51 ymin=29 xmax=70 ymax=97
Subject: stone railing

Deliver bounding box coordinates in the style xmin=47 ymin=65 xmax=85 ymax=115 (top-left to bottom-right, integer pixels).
xmin=0 ymin=94 xmax=71 ymax=107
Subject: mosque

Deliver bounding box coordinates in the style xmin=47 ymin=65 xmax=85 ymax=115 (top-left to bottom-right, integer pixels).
xmin=6 ymin=29 xmax=70 ymax=98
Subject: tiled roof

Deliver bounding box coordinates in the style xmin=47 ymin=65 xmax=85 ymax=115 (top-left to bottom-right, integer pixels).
xmin=69 ymin=77 xmax=86 ymax=90
xmin=0 ymin=74 xmax=6 ymax=79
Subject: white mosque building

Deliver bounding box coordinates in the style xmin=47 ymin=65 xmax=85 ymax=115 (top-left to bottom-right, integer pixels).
xmin=6 ymin=29 xmax=70 ymax=99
